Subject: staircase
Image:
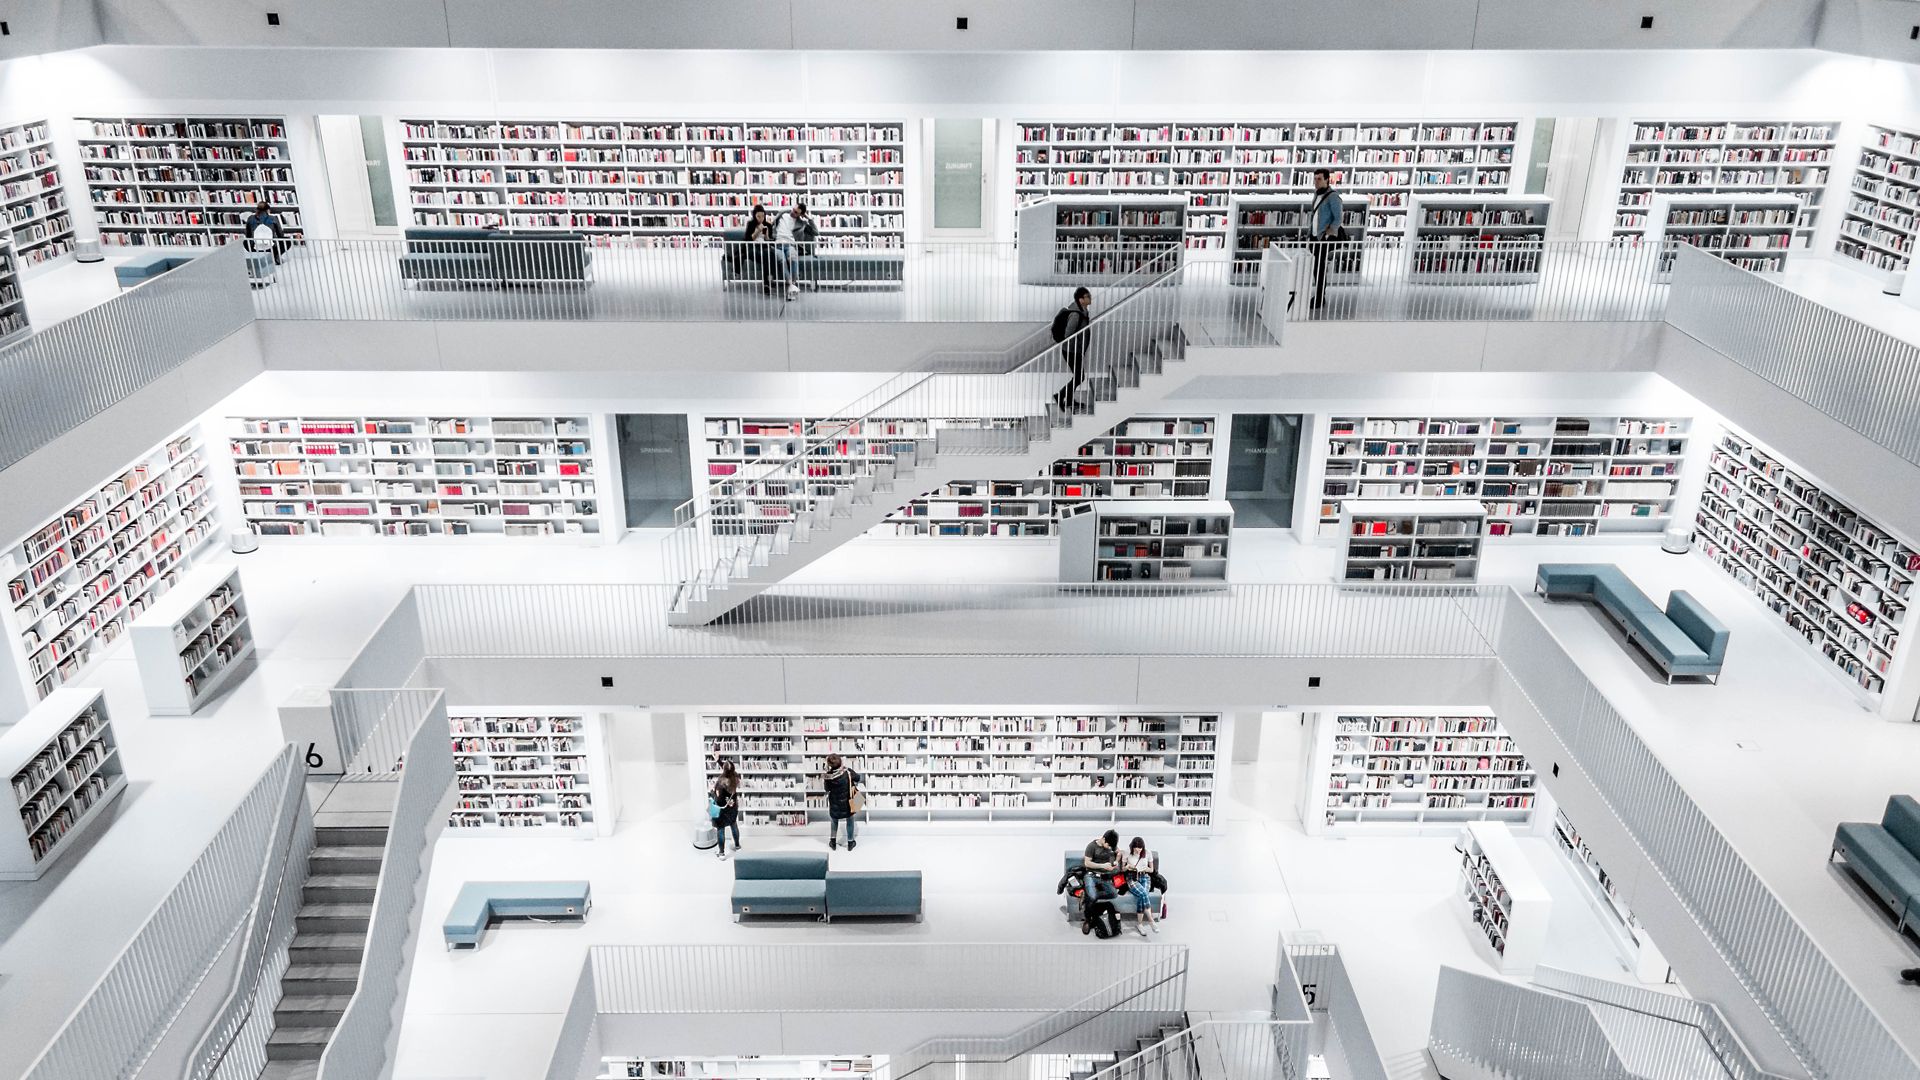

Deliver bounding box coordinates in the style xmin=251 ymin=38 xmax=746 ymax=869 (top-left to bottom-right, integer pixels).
xmin=258 ymin=824 xmax=386 ymax=1078
xmin=1075 ymin=1022 xmax=1201 ymax=1080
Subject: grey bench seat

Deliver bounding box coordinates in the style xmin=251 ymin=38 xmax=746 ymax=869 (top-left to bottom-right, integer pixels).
xmin=1535 ymin=563 xmax=1728 ymax=683
xmin=442 ymin=880 xmax=591 ymax=949
xmin=1832 ymin=795 xmax=1920 ymax=934
xmin=730 ymin=851 xmax=922 ymax=920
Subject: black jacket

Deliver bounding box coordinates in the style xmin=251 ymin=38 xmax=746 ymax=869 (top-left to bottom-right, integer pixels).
xmin=824 ymin=766 xmax=863 ymax=818
xmin=711 ymin=780 xmax=738 ymax=827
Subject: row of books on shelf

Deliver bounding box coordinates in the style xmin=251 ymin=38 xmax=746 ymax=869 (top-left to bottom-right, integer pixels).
xmin=1331 ymin=793 xmax=1535 ymax=811
xmin=1020 ymin=122 xmax=1518 ymax=144
xmin=404 ymin=122 xmax=904 ymax=144
xmin=1623 ymin=147 xmax=1829 ymax=164
xmin=1620 ymin=166 xmax=1828 ymax=187
xmin=1021 ymin=147 xmax=1511 ymax=166
xmin=1630 ymin=122 xmax=1835 ymax=142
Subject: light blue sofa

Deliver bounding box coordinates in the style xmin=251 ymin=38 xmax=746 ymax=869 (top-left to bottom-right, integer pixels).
xmin=1832 ymin=795 xmax=1920 ymax=935
xmin=1062 ymin=851 xmax=1161 ymax=921
xmin=730 ymin=851 xmax=922 ymax=921
xmin=1535 ymin=563 xmax=1729 ymax=683
xmin=442 ymin=880 xmax=591 ymax=949
xmin=115 ymin=255 xmax=195 ymax=288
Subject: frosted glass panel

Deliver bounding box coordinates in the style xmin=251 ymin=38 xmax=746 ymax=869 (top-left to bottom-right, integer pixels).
xmin=933 ymin=118 xmax=984 ymax=230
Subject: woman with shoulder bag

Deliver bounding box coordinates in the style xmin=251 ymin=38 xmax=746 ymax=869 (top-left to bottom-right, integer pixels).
xmin=1124 ymin=836 xmax=1161 ymax=935
xmin=823 ymin=753 xmax=864 ymax=851
xmin=711 ymin=761 xmax=742 ymax=860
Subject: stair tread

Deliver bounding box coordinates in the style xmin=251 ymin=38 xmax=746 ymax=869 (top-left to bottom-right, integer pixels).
xmin=276 ymin=992 xmax=356 ymax=1010
xmin=305 ymin=873 xmax=380 ymax=888
xmin=285 ymin=962 xmax=365 ymax=980
xmin=268 ymin=1028 xmax=335 ymax=1044
xmin=299 ymin=902 xmax=373 ymax=916
xmin=259 ymin=1061 xmax=320 ymax=1080
xmin=291 ymin=931 xmax=366 ymax=948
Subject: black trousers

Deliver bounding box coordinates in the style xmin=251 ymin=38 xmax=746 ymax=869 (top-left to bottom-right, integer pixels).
xmin=1056 ymin=341 xmax=1088 ymax=410
xmin=1311 ymin=240 xmax=1332 ymax=305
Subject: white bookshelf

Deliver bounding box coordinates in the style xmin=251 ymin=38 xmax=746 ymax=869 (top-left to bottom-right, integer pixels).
xmin=2 ymin=430 xmax=220 ymax=702
xmin=448 ymin=710 xmax=616 ymax=835
xmin=601 ymin=1056 xmax=881 ymax=1080
xmin=1838 ymin=124 xmax=1920 ymax=283
xmin=130 ymin=561 xmax=254 ymax=716
xmin=1048 ymin=415 xmax=1219 ymax=513
xmin=399 ymin=119 xmax=905 ymax=248
xmin=1013 ymin=119 xmax=1518 ymax=243
xmin=701 ymin=417 xmax=936 ymax=536
xmin=1645 ymin=193 xmax=1799 ymax=280
xmin=1228 ymin=194 xmax=1369 ymax=283
xmin=1695 ymin=428 xmax=1914 ymax=701
xmin=1613 ymin=119 xmax=1835 ymax=248
xmin=1337 ymin=499 xmax=1484 ymax=583
xmin=696 ymin=712 xmax=1221 ymax=829
xmin=1317 ymin=414 xmax=1690 ymax=540
xmin=0 ymin=688 xmax=126 ymax=880
xmin=1404 ymin=194 xmax=1549 ymax=284
xmin=1015 ymin=195 xmax=1186 ymax=284
xmin=0 ymin=237 xmax=26 ymax=342
xmin=76 ymin=116 xmax=303 ymax=248
xmin=229 ymin=414 xmax=600 ymax=539
xmin=1305 ymin=711 xmax=1538 ymax=836
xmin=1552 ymin=808 xmax=1670 ymax=982
xmin=1458 ymin=820 xmax=1551 ymax=975
xmin=0 ymin=119 xmax=74 ymax=269
xmin=1059 ymin=499 xmax=1232 ymax=583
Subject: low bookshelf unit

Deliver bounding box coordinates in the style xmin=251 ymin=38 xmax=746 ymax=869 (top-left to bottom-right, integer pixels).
xmin=1336 ymin=499 xmax=1484 ymax=584
xmin=0 ymin=688 xmax=127 ymax=880
xmin=1015 ymin=195 xmax=1185 ymax=284
xmin=129 ymin=561 xmax=255 ymax=715
xmin=1058 ymin=500 xmax=1233 ymax=583
xmin=1306 ymin=710 xmax=1539 ymax=836
xmin=1645 ymin=192 xmax=1799 ymax=279
xmin=1404 ymin=194 xmax=1550 ymax=284
xmin=1227 ymin=195 xmax=1370 ymax=284
xmin=1458 ymin=820 xmax=1551 ymax=975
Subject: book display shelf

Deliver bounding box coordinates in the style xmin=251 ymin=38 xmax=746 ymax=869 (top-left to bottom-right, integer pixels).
xmin=697 ymin=713 xmax=1221 ymax=828
xmin=1317 ymin=414 xmax=1690 ymax=540
xmin=449 ymin=710 xmax=615 ymax=835
xmin=1612 ymin=119 xmax=1835 ymax=249
xmin=1836 ymin=124 xmax=1920 ymax=283
xmin=1013 ymin=120 xmax=1518 ymax=244
xmin=129 ymin=561 xmax=254 ymax=716
xmin=1 ymin=431 xmax=219 ymax=702
xmin=77 ymin=115 xmax=303 ymax=248
xmin=399 ymin=119 xmax=906 ymax=248
xmin=601 ymin=1057 xmax=881 ymax=1080
xmin=1553 ymin=808 xmax=1671 ymax=982
xmin=1645 ymin=193 xmax=1800 ymax=280
xmin=1458 ymin=820 xmax=1551 ymax=976
xmin=1305 ymin=711 xmax=1538 ymax=836
xmin=1058 ymin=500 xmax=1232 ymax=583
xmin=229 ymin=415 xmax=599 ymax=539
xmin=1405 ymin=195 xmax=1549 ymax=284
xmin=1695 ymin=429 xmax=1916 ymax=700
xmin=0 ymin=119 xmax=75 ymax=269
xmin=1227 ymin=195 xmax=1369 ymax=283
xmin=1337 ymin=499 xmax=1485 ymax=583
xmin=1015 ymin=195 xmax=1186 ymax=284
xmin=0 ymin=237 xmax=26 ymax=342
xmin=0 ymin=689 xmax=126 ymax=880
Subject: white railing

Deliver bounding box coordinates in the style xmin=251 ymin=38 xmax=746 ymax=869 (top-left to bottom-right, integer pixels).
xmin=20 ymin=745 xmax=303 ymax=1080
xmin=1668 ymin=243 xmax=1920 ymax=469
xmin=543 ymin=960 xmax=603 ymax=1080
xmin=315 ymin=689 xmax=455 ymax=1080
xmin=331 ymin=686 xmax=440 ymax=778
xmin=1284 ymin=944 xmax=1389 ymax=1080
xmin=1529 ymin=967 xmax=1795 ymax=1080
xmin=1429 ymin=966 xmax=1655 ymax=1079
xmin=0 ymin=242 xmax=252 ymax=471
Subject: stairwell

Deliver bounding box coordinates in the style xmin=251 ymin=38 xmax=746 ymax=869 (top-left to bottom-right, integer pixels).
xmin=258 ymin=824 xmax=387 ymax=1079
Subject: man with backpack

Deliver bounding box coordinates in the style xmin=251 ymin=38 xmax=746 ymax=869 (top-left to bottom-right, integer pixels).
xmin=1049 ymin=287 xmax=1093 ymax=414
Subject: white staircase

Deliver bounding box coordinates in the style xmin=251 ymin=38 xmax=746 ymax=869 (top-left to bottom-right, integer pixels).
xmin=667 ymin=310 xmax=1196 ymax=625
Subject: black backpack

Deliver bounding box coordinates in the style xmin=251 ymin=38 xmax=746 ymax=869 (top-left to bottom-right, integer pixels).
xmin=1050 ymin=306 xmax=1075 ymax=344
xmin=1083 ymin=898 xmax=1122 ymax=939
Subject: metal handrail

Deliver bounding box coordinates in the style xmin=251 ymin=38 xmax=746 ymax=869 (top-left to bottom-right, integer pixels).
xmin=1530 ymin=967 xmax=1796 ymax=1080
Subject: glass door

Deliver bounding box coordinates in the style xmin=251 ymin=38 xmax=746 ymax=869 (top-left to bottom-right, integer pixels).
xmin=1225 ymin=414 xmax=1304 ymax=528
xmin=927 ymin=118 xmax=992 ymax=239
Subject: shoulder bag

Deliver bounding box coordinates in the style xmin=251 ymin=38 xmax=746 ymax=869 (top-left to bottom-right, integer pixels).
xmin=847 ymin=779 xmax=866 ymax=814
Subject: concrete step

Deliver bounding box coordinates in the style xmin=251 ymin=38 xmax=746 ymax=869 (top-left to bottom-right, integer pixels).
xmin=259 ymin=1059 xmax=320 ymax=1080
xmin=289 ymin=931 xmax=366 ymax=964
xmin=296 ymin=901 xmax=373 ymax=933
xmin=308 ymin=844 xmax=384 ymax=875
xmin=315 ymin=825 xmax=388 ymax=847
xmin=282 ymin=962 xmax=363 ymax=995
xmin=273 ymin=992 xmax=353 ymax=1027
xmin=303 ymin=873 xmax=378 ymax=904
xmin=266 ymin=1026 xmax=333 ymax=1061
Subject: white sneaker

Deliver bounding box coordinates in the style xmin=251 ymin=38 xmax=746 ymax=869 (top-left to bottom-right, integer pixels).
xmin=717 ymin=849 xmax=728 ymax=859
xmin=787 ymin=284 xmax=800 ymax=298
xmin=1150 ymin=922 xmax=1160 ymax=934
xmin=1136 ymin=923 xmax=1148 ymax=937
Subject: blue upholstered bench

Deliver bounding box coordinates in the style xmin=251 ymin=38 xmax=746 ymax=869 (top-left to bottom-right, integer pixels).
xmin=115 ymin=256 xmax=194 ymax=288
xmin=1062 ymin=851 xmax=1161 ymax=920
xmin=825 ymin=869 xmax=924 ymax=921
xmin=442 ymin=880 xmax=591 ymax=949
xmin=1832 ymin=795 xmax=1920 ymax=935
xmin=1535 ymin=563 xmax=1729 ymax=683
xmin=730 ymin=852 xmax=923 ymax=921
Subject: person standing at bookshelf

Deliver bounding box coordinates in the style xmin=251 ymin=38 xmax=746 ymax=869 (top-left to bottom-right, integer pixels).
xmin=823 ymin=753 xmax=864 ymax=850
xmin=242 ymin=200 xmax=284 ymax=264
xmin=1050 ymin=287 xmax=1094 ymax=414
xmin=743 ymin=205 xmax=778 ymax=296
xmin=774 ymin=203 xmax=816 ymax=301
xmin=1307 ymin=169 xmax=1345 ymax=310
xmin=712 ymin=761 xmax=742 ymax=859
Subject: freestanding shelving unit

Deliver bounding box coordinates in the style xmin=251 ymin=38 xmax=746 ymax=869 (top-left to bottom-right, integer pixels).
xmin=399 ymin=119 xmax=906 ymax=248
xmin=1404 ymin=194 xmax=1550 ymax=284
xmin=1 ymin=430 xmax=220 ymax=703
xmin=1058 ymin=499 xmax=1232 ymax=583
xmin=76 ymin=116 xmax=304 ymax=248
xmin=1645 ymin=193 xmax=1799 ymax=280
xmin=1837 ymin=124 xmax=1920 ymax=284
xmin=448 ymin=710 xmax=616 ymax=835
xmin=0 ymin=688 xmax=127 ymax=880
xmin=0 ymin=119 xmax=74 ymax=270
xmin=1695 ymin=428 xmax=1915 ymax=703
xmin=1337 ymin=499 xmax=1485 ymax=583
xmin=1227 ymin=194 xmax=1370 ymax=284
xmin=1317 ymin=414 xmax=1690 ymax=540
xmin=0 ymin=237 xmax=27 ymax=342
xmin=1305 ymin=711 xmax=1538 ymax=835
xmin=130 ymin=561 xmax=254 ymax=716
xmin=696 ymin=712 xmax=1221 ymax=829
xmin=1015 ymin=195 xmax=1186 ymax=284
xmin=1612 ymin=119 xmax=1835 ymax=247
xmin=1552 ymin=808 xmax=1671 ymax=982
xmin=1458 ymin=820 xmax=1552 ymax=975
xmin=229 ymin=414 xmax=600 ymax=539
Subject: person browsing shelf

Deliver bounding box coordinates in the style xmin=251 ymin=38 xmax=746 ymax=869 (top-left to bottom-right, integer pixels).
xmin=1123 ymin=837 xmax=1160 ymax=936
xmin=743 ymin=204 xmax=778 ymax=296
xmin=1049 ymin=287 xmax=1094 ymax=414
xmin=242 ymin=201 xmax=284 ymax=264
xmin=711 ymin=761 xmax=742 ymax=860
xmin=774 ymin=203 xmax=816 ymax=300
xmin=823 ymin=753 xmax=864 ymax=850
xmin=1082 ymin=828 xmax=1121 ymax=903
xmin=1307 ymin=168 xmax=1345 ymax=311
